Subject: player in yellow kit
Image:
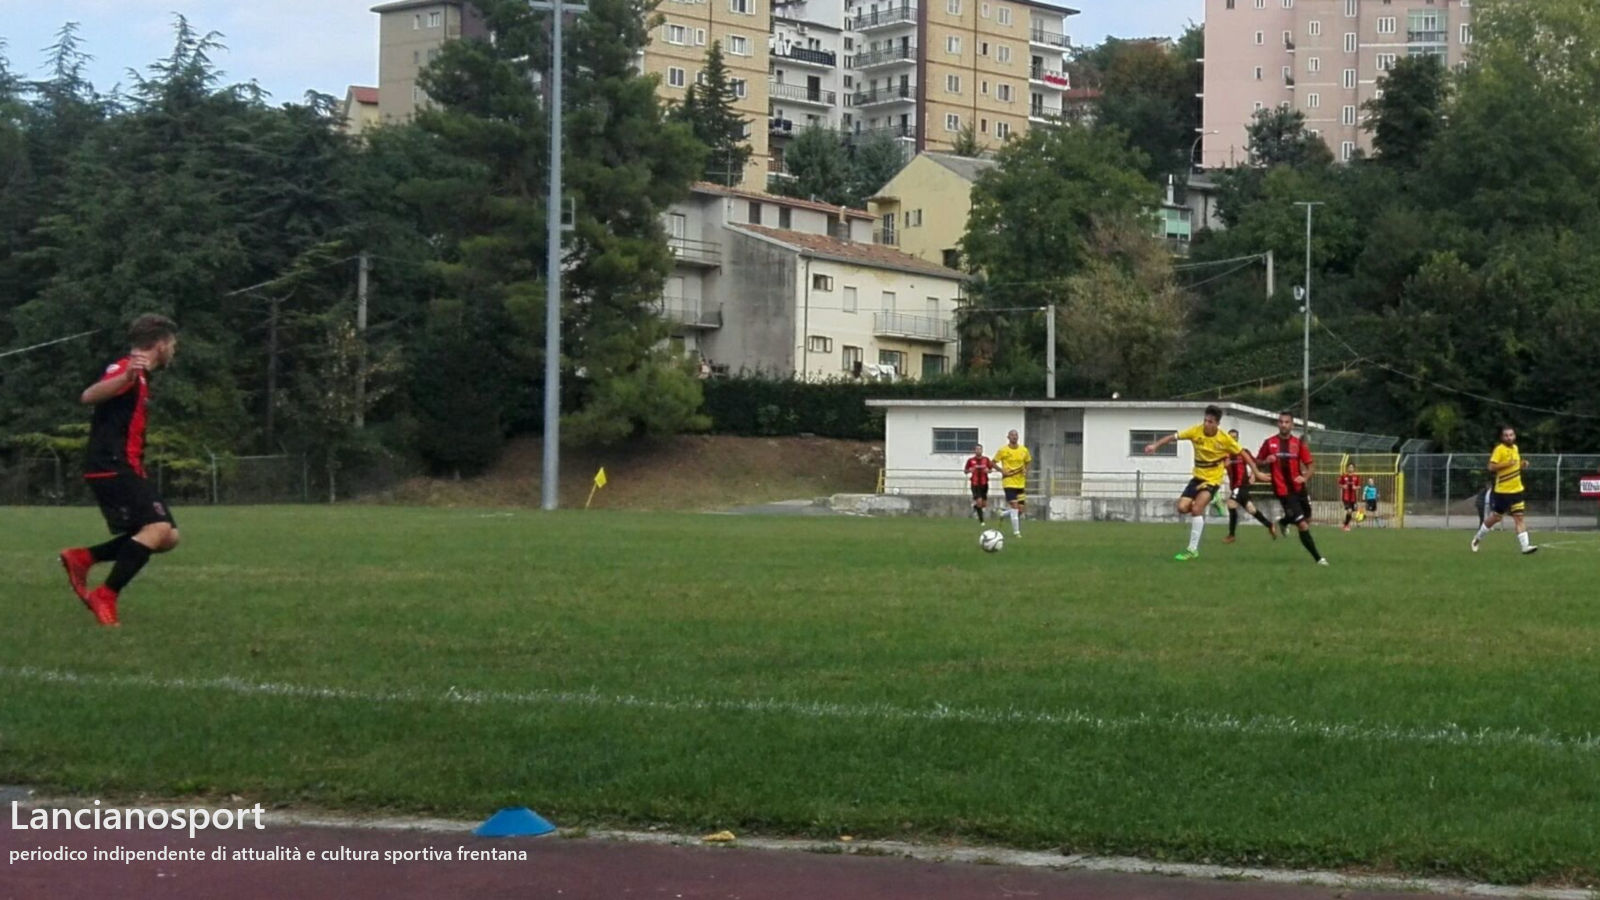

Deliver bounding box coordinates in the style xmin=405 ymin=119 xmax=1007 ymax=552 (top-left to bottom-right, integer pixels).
xmin=993 ymin=429 xmax=1032 ymax=538
xmin=1472 ymin=425 xmax=1538 ymax=555
xmin=1144 ymin=405 xmax=1260 ymax=561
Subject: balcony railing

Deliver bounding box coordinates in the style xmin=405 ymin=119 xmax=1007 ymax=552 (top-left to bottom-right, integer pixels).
xmin=769 ymin=81 xmax=836 ymax=105
xmin=1407 ymin=29 xmax=1446 ymax=43
xmin=668 ymin=237 xmax=722 ymax=266
xmin=874 ymin=312 xmax=954 ymax=342
xmin=771 ymin=46 xmax=836 ymax=67
xmin=851 ymin=45 xmax=917 ymax=68
xmin=853 ymin=6 xmax=917 ymax=30
xmin=660 ymin=299 xmax=724 ymax=329
xmin=873 ymin=228 xmax=899 ymax=246
xmin=770 ymin=117 xmax=795 ymax=135
xmin=854 ymin=123 xmax=916 ymax=142
xmin=1028 ymin=28 xmax=1070 ymax=49
xmin=1029 ymin=65 xmax=1071 ymax=88
xmin=852 ymin=85 xmax=916 ymax=106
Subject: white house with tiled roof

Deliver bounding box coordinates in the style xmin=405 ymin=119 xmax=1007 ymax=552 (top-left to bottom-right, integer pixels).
xmin=662 ymin=183 xmax=967 ymax=380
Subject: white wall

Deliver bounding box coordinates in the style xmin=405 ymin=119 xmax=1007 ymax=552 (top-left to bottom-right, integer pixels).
xmin=793 ymin=257 xmax=963 ymax=381
xmin=1080 ymin=406 xmax=1281 ymax=497
xmin=883 ymin=407 xmax=1024 ymax=493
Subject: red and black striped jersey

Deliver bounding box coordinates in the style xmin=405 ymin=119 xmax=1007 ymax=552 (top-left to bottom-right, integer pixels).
xmin=85 ymin=357 xmax=149 ymax=478
xmin=1226 ymin=454 xmax=1249 ymax=488
xmin=1338 ymin=473 xmax=1360 ymax=503
xmin=1257 ymin=434 xmax=1313 ymax=497
xmin=965 ymin=455 xmax=993 ymax=487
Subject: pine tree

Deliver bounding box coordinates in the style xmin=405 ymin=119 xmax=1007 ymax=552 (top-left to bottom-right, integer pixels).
xmin=674 ymin=42 xmax=751 ymax=186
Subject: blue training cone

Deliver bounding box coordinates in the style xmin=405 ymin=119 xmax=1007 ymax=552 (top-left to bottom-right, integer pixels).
xmin=474 ymin=806 xmax=557 ymax=838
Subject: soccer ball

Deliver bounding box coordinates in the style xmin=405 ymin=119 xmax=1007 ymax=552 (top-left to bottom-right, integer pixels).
xmin=979 ymin=529 xmax=1005 ymax=553
xmin=1354 ymin=510 xmax=1366 ymax=523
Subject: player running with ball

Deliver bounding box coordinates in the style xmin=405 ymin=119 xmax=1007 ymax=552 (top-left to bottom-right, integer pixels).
xmin=1144 ymin=405 xmax=1260 ymax=561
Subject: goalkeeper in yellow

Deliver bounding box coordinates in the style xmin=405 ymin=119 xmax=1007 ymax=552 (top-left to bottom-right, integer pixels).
xmin=1472 ymin=425 xmax=1538 ymax=555
xmin=1144 ymin=405 xmax=1260 ymax=561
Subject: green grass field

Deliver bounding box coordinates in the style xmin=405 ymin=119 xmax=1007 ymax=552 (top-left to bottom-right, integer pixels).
xmin=5 ymin=507 xmax=1600 ymax=884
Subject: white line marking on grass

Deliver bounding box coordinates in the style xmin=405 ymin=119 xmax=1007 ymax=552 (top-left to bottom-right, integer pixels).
xmin=7 ymin=796 xmax=1594 ymax=899
xmin=6 ymin=665 xmax=1600 ymax=755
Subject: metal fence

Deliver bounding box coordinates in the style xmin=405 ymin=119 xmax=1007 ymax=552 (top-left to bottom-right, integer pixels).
xmin=1400 ymin=453 xmax=1600 ymax=529
xmin=0 ymin=453 xmax=405 ymax=506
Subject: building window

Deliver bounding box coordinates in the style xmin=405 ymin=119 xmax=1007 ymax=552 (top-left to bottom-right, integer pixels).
xmin=1343 ymin=68 xmax=1356 ymax=88
xmin=879 ymin=349 xmax=906 ymax=375
xmin=731 ymin=0 xmax=753 ymax=11
xmin=946 ymin=36 xmax=962 ymax=55
xmin=807 ymin=335 xmax=833 ymax=353
xmin=413 ymin=14 xmax=422 ymax=29
xmin=1254 ymin=65 xmax=1263 ymax=80
xmin=1341 ymin=141 xmax=1355 ymax=161
xmin=695 ymin=28 xmax=707 ymax=46
xmin=1130 ymin=430 xmax=1177 ymax=457
xmin=1346 ymin=0 xmax=1357 ymax=14
xmin=1307 ymin=92 xmax=1320 ymax=108
xmin=727 ymin=35 xmax=749 ymax=55
xmin=1376 ymin=53 xmax=1396 ymax=70
xmin=1377 ymin=16 xmax=1396 ymax=34
xmin=979 ymin=117 xmax=989 ymax=133
xmin=997 ymin=83 xmax=1012 ymax=101
xmin=1254 ymin=101 xmax=1265 ymax=111
xmin=1342 ymin=104 xmax=1356 ymax=125
xmin=732 ymin=78 xmax=747 ymax=99
xmin=946 ymin=74 xmax=962 ymax=94
xmin=1308 ymin=57 xmax=1321 ymax=73
xmin=778 ymin=206 xmax=792 ymax=229
xmin=922 ymin=354 xmax=949 ymax=377
xmin=1308 ymin=21 xmax=1321 ymax=36
xmin=812 ymin=273 xmax=834 ymax=291
xmin=881 ymin=290 xmax=896 ymax=311
xmin=945 ymin=113 xmax=961 ymax=131
xmin=843 ymin=286 xmax=858 ymax=313
xmin=1226 ymin=0 xmax=1234 ymax=7
xmin=997 ymin=45 xmax=1011 ymax=63
xmin=666 ymin=24 xmax=687 ymax=44
xmin=1282 ymin=29 xmax=1293 ymax=46
xmin=1254 ymin=31 xmax=1264 ymax=46
xmin=842 ymin=345 xmax=864 ymax=373
xmin=428 ymin=10 xmax=442 ymax=27
xmin=932 ymin=427 xmax=977 ymax=453
xmin=981 ymin=1 xmax=991 ymax=16
xmin=943 ymin=249 xmax=961 ymax=269
xmin=947 ymin=0 xmax=961 ymax=12
xmin=668 ymin=67 xmax=686 ymax=87
xmin=996 ymin=6 xmax=1011 ymax=24
xmin=749 ymin=201 xmax=762 ymax=224
xmin=980 ymin=79 xmax=990 ymax=95
xmin=980 ymin=41 xmax=990 ymax=56
xmin=996 ymin=121 xmax=1010 ymax=138
xmin=1460 ymin=24 xmax=1472 ymax=44
xmin=1344 ymin=32 xmax=1357 ymax=52
xmin=1282 ymin=0 xmax=1293 ymax=7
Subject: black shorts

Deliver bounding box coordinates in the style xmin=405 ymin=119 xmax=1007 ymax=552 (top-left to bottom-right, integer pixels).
xmin=87 ymin=472 xmax=176 ymax=535
xmin=1181 ymin=477 xmax=1219 ymax=501
xmin=1342 ymin=500 xmax=1357 ymax=511
xmin=1230 ymin=484 xmax=1253 ymax=506
xmin=1004 ymin=487 xmax=1025 ymax=503
xmin=971 ymin=484 xmax=989 ymax=501
xmin=1490 ymin=491 xmax=1525 ymax=516
xmin=1365 ymin=499 xmax=1378 ymax=512
xmin=1278 ymin=491 xmax=1313 ymax=525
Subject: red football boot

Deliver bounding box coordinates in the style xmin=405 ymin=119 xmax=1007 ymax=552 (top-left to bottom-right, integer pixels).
xmin=59 ymin=548 xmax=94 ymax=605
xmin=84 ymin=586 xmax=120 ymax=627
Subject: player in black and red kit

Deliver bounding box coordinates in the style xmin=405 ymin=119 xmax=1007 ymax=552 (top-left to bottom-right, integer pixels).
xmin=57 ymin=315 xmax=181 ymax=626
xmin=1257 ymin=410 xmax=1328 ymax=566
xmin=964 ymin=443 xmax=999 ymax=525
xmin=1338 ymin=463 xmax=1360 ymax=531
xmin=1222 ymin=429 xmax=1277 ymax=544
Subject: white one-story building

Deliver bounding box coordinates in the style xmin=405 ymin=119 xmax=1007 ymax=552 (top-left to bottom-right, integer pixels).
xmin=865 ymin=399 xmax=1324 ymax=521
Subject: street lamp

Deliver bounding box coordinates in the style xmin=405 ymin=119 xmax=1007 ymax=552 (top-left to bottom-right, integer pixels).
xmin=1189 ymin=129 xmax=1219 ymax=171
xmin=1293 ymin=201 xmax=1324 ymax=438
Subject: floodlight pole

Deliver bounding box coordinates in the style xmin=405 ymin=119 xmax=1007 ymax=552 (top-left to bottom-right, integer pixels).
xmin=530 ymin=0 xmax=586 ymax=510
xmin=1045 ymin=304 xmax=1056 ymax=400
xmin=1293 ymin=201 xmax=1323 ymax=438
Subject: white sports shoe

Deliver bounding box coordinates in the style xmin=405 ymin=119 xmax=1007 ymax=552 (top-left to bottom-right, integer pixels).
xmin=1470 ymin=538 xmax=1481 ymax=553
xmin=1317 ymin=558 xmax=1329 ymax=566
xmin=1522 ymin=545 xmax=1539 ymax=555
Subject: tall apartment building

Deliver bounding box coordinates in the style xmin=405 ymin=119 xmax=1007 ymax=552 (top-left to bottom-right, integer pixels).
xmin=1201 ymin=0 xmax=1473 ymax=168
xmin=369 ymin=0 xmax=771 ymax=188
xmin=768 ymin=0 xmax=850 ymax=178
xmin=846 ymin=0 xmax=1076 ymax=155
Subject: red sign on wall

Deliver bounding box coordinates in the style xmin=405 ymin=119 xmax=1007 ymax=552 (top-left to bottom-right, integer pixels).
xmin=1580 ymin=475 xmax=1600 ymax=498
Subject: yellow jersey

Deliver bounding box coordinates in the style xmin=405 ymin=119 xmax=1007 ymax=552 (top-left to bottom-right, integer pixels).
xmin=1490 ymin=443 xmax=1524 ymax=494
xmin=1177 ymin=425 xmax=1242 ymax=484
xmin=994 ymin=444 xmax=1032 ymax=489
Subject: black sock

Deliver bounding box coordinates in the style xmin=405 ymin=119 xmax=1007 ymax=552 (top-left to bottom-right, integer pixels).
xmin=975 ymin=505 xmax=984 ymax=523
xmin=105 ymin=540 xmax=153 ymax=593
xmin=88 ymin=534 xmax=132 ymax=563
xmin=1344 ymin=511 xmax=1352 ymax=526
xmin=1252 ymin=509 xmax=1273 ymax=528
xmin=1228 ymin=508 xmax=1238 ymax=536
xmin=1298 ymin=529 xmax=1322 ymax=561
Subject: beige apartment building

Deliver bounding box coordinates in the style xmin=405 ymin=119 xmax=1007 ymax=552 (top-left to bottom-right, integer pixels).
xmin=1201 ymin=0 xmax=1473 ymax=168
xmin=849 ymin=0 xmax=1076 ymax=155
xmin=371 ymin=1 xmax=488 ymax=123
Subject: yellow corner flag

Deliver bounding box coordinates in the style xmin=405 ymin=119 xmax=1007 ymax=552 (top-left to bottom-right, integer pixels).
xmin=586 ymin=467 xmax=608 ymax=509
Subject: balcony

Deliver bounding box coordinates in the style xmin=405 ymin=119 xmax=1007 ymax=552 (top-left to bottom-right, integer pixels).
xmin=873 ymin=228 xmax=899 ymax=246
xmin=1028 ymin=28 xmax=1070 ymax=50
xmin=853 ymin=85 xmax=916 ymax=106
xmin=660 ymin=298 xmax=723 ymax=330
xmin=769 ymin=117 xmax=795 ymax=136
xmin=1284 ymin=37 xmax=1296 ymax=51
xmin=1285 ymin=74 xmax=1296 ymax=86
xmin=854 ymin=123 xmax=917 ymax=143
xmin=852 ymin=44 xmax=917 ymax=69
xmin=769 ymin=81 xmax=836 ymax=106
xmin=771 ymin=46 xmax=836 ymax=67
xmin=853 ymin=6 xmax=917 ymax=31
xmin=874 ymin=312 xmax=954 ymax=343
xmin=1029 ymin=65 xmax=1071 ymax=89
xmin=1407 ymin=29 xmax=1446 ymax=43
xmin=668 ymin=237 xmax=722 ymax=267
xmin=1029 ymin=106 xmax=1062 ymax=123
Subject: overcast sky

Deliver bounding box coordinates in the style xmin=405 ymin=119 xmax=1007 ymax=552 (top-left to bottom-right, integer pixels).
xmin=2 ymin=0 xmax=1201 ymax=103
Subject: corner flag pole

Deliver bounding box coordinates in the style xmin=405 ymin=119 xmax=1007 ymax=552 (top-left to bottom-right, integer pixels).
xmin=585 ymin=467 xmax=607 ymax=509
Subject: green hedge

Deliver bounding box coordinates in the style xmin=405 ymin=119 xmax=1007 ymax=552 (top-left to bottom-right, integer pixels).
xmin=702 ymin=373 xmax=1048 ymax=439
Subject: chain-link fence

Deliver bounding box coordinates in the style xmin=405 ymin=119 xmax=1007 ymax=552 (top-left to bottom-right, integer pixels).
xmin=1401 ymin=454 xmax=1600 ymax=530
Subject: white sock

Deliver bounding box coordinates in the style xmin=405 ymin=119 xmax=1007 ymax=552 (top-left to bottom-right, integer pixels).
xmin=1518 ymin=530 xmax=1531 ymax=549
xmin=1474 ymin=525 xmax=1490 ymax=542
xmin=1011 ymin=509 xmax=1022 ymax=535
xmin=1188 ymin=515 xmax=1204 ymax=552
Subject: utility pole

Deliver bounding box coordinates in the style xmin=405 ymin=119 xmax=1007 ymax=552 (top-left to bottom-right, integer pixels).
xmin=355 ymin=251 xmax=369 ymax=429
xmin=1264 ymin=249 xmax=1274 ymax=299
xmin=1293 ymin=201 xmax=1323 ymax=439
xmin=1044 ymin=304 xmax=1056 ymax=399
xmin=529 ymin=0 xmax=586 ymax=511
